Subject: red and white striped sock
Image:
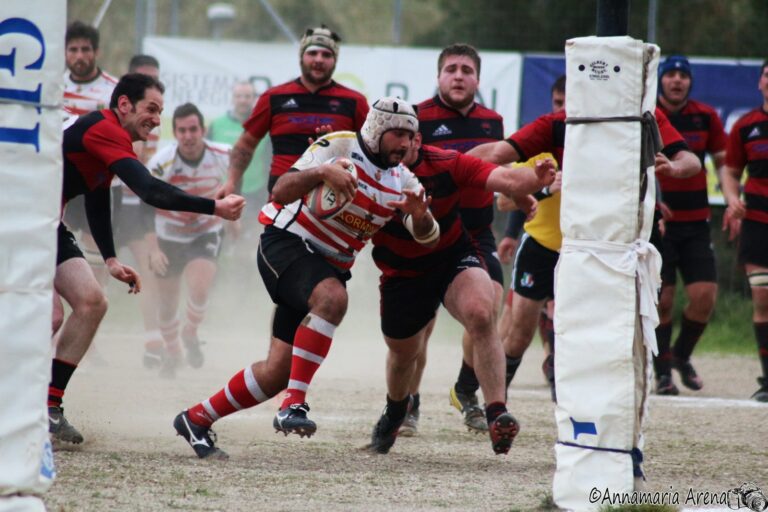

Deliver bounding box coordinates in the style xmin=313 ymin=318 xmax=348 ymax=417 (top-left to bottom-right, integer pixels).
xmin=183 ymin=298 xmax=207 ymax=336
xmin=280 ymin=313 xmax=336 ymax=410
xmin=160 ymin=316 xmax=182 ymax=355
xmin=187 ymin=365 xmax=270 ymax=428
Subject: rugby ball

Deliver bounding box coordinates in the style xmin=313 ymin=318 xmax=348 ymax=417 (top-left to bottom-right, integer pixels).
xmin=305 ymin=157 xmax=358 ymax=219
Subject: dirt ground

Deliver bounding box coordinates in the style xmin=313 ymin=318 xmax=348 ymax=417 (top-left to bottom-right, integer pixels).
xmin=43 ymin=251 xmax=768 ymax=512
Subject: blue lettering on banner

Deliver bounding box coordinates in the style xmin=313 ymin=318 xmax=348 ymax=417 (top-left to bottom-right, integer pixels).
xmin=570 ymin=417 xmax=598 ymax=439
xmin=0 ymin=16 xmax=45 ymax=152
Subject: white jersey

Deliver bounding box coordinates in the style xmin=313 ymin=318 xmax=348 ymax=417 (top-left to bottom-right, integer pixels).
xmin=258 ymin=131 xmax=423 ymax=271
xmin=147 ymin=141 xmax=231 ymax=243
xmin=62 ymin=69 xmax=118 ymax=119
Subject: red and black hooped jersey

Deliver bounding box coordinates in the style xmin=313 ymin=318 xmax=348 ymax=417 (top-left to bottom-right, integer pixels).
xmin=418 ymin=95 xmax=504 ymax=233
xmin=657 ymin=99 xmax=727 ymax=222
xmin=244 ymin=79 xmax=368 ymax=193
xmin=62 ymin=109 xmax=136 ymax=209
xmin=372 ymin=145 xmax=496 ymax=278
xmin=726 ymin=107 xmax=768 ymax=224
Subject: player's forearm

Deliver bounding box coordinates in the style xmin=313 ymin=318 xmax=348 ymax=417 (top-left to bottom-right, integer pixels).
xmin=271 ymin=167 xmax=326 ymax=205
xmin=487 ymin=165 xmax=544 ymax=197
xmin=467 ymin=140 xmax=519 ymax=165
xmin=720 ymin=167 xmax=742 ymax=205
xmin=227 ymin=140 xmax=256 ymax=190
xmin=84 ymin=188 xmax=117 ymax=260
xmin=668 ymin=150 xmax=701 ymax=179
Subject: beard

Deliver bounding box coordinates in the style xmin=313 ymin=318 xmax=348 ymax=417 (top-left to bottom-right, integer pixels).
xmin=441 ymin=88 xmax=475 ymax=111
xmin=300 ymin=61 xmax=335 ymax=85
xmin=70 ymin=60 xmax=96 ymax=80
xmin=381 ymin=148 xmax=406 ymax=167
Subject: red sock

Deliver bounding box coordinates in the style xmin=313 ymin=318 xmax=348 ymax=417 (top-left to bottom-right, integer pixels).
xmin=187 ymin=366 xmax=269 ymax=427
xmin=280 ymin=313 xmax=336 ymax=410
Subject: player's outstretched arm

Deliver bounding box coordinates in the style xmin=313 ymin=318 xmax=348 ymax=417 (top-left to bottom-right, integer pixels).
xmin=111 ymin=158 xmax=244 ymax=221
xmin=486 ymin=157 xmax=556 ymax=198
xmin=467 ymin=140 xmax=521 ymax=164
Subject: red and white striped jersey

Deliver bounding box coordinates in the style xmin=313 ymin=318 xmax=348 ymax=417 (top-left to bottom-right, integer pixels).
xmin=259 ymin=131 xmax=423 ymax=270
xmin=147 ymin=141 xmax=231 ymax=242
xmin=62 ymin=69 xmax=118 ymax=120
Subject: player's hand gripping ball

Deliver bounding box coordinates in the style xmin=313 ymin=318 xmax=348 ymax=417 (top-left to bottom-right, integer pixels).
xmin=305 ymin=157 xmax=358 ymax=219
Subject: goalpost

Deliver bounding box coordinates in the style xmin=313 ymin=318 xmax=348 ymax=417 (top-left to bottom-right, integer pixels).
xmin=0 ymin=2 xmax=64 ymax=510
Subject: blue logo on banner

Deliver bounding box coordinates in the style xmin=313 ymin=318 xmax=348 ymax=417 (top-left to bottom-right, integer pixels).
xmin=570 ymin=417 xmax=598 ymax=440
xmin=40 ymin=438 xmax=56 ymax=480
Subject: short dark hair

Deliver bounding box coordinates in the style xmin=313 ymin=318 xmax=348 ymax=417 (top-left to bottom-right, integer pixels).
xmin=437 ymin=43 xmax=481 ymax=78
xmin=128 ymin=54 xmax=160 ymax=72
xmin=172 ymin=103 xmax=205 ymax=130
xmin=109 ymin=73 xmax=165 ymax=109
xmin=762 ymin=59 xmax=768 ymax=75
xmin=552 ymin=75 xmax=566 ymax=94
xmin=66 ymin=21 xmax=99 ymax=50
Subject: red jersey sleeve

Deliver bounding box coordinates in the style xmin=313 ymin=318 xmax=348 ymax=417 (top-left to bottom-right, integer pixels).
xmin=452 ymin=152 xmax=497 ymax=189
xmin=82 ymin=119 xmax=136 ymax=167
xmin=508 ymin=113 xmax=555 ymax=160
xmin=656 ymin=108 xmax=686 ymax=148
xmin=706 ymin=109 xmax=728 ymax=154
xmin=243 ymin=92 xmax=272 ymax=140
xmin=725 ymin=116 xmax=748 ymax=169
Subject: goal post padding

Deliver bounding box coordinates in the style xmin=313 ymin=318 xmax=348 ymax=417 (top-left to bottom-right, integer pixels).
xmin=0 ymin=2 xmax=65 ymax=506
xmin=552 ymin=35 xmax=661 ymax=511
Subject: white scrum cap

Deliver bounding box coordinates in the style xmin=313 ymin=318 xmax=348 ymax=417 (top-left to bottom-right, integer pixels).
xmin=360 ymin=96 xmax=419 ymax=154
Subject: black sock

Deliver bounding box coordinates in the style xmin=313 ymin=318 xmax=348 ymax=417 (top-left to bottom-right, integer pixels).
xmin=385 ymin=395 xmax=410 ymax=422
xmin=505 ymin=355 xmax=522 ymax=389
xmin=48 ymin=358 xmax=77 ymax=407
xmin=410 ymin=392 xmax=420 ymax=412
xmin=653 ymin=322 xmax=673 ymax=377
xmin=455 ymin=360 xmax=480 ymax=395
xmin=754 ymin=322 xmax=768 ymax=378
xmin=673 ymin=315 xmax=707 ymax=361
xmin=485 ymin=401 xmax=507 ymax=424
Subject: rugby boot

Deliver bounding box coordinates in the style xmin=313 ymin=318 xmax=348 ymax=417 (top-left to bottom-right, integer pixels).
xmin=398 ymin=407 xmax=420 ymax=437
xmin=367 ymin=410 xmax=405 ymax=454
xmin=49 ymin=406 xmax=84 ymax=444
xmin=159 ymin=349 xmax=183 ymax=379
xmin=173 ymin=411 xmax=228 ymax=460
xmin=489 ymin=412 xmax=520 ymax=455
xmin=449 ymin=385 xmax=488 ymax=433
xmin=273 ymin=403 xmax=316 ymax=438
xmin=655 ymin=374 xmax=679 ymax=396
xmin=672 ymin=358 xmax=703 ymax=390
xmin=181 ymin=332 xmax=205 ymax=369
xmin=752 ymin=377 xmax=768 ymax=403
xmin=142 ymin=339 xmax=165 ymax=370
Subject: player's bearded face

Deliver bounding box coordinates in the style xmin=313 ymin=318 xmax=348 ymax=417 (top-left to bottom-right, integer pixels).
xmin=301 ymin=49 xmax=336 ymax=85
xmin=438 ymin=55 xmax=479 ymax=111
xmin=65 ymin=39 xmax=97 ymax=80
xmin=379 ymin=129 xmax=414 ymax=167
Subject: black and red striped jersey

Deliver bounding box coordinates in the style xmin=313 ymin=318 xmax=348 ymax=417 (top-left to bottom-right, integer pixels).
xmin=725 ymin=107 xmax=768 ymax=224
xmin=657 ymin=99 xmax=727 ymax=222
xmin=372 ymin=145 xmax=496 ymax=278
xmin=243 ymin=79 xmax=368 ymax=193
xmin=418 ymin=95 xmax=503 ymax=233
xmin=62 ymin=109 xmax=136 ymax=208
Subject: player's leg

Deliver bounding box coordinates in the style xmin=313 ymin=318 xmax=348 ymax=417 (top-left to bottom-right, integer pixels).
xmin=50 ymin=229 xmax=108 ymax=444
xmin=398 ymin=317 xmax=435 ymax=437
xmin=155 ymin=270 xmax=183 ymax=378
xmin=180 ymin=256 xmax=218 ymax=368
xmin=257 ymin=227 xmax=348 ymax=436
xmin=653 ymin=224 xmax=680 ymax=394
xmin=127 ymin=236 xmax=163 ymax=367
xmin=739 ymin=220 xmax=768 ymax=402
xmin=369 ymin=273 xmax=442 ymax=453
xmin=670 ymin=223 xmax=718 ymax=391
xmin=444 ymin=267 xmax=518 ymax=454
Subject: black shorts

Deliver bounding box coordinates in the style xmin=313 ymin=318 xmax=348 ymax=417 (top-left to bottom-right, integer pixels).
xmin=157 ymin=231 xmax=223 ymax=278
xmin=257 ymin=226 xmax=350 ymax=344
xmin=739 ymin=219 xmax=768 ymax=268
xmin=511 ymin=233 xmax=559 ymax=301
xmin=472 ymin=227 xmax=503 ymax=286
xmin=660 ymin=221 xmax=717 ymax=286
xmin=380 ymin=243 xmax=485 ymax=339
xmin=62 ymin=195 xmax=89 ymax=234
xmin=115 ymin=202 xmax=150 ymax=247
xmin=56 ymin=223 xmax=84 ymax=266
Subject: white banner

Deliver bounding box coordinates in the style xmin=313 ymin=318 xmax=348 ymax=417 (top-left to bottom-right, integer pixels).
xmin=0 ymin=1 xmax=63 ymax=504
xmin=144 ymin=36 xmax=522 ymax=141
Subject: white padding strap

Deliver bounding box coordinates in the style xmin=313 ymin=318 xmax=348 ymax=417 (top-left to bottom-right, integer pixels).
xmin=560 ymin=237 xmax=662 ymax=355
xmin=403 ymin=214 xmax=440 ymax=245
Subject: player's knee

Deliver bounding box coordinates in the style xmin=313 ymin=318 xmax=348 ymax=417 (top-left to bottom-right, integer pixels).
xmin=75 ymin=289 xmax=108 ymax=319
xmin=310 ymin=284 xmax=347 ymax=323
xmin=461 ymin=301 xmax=495 ymax=336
